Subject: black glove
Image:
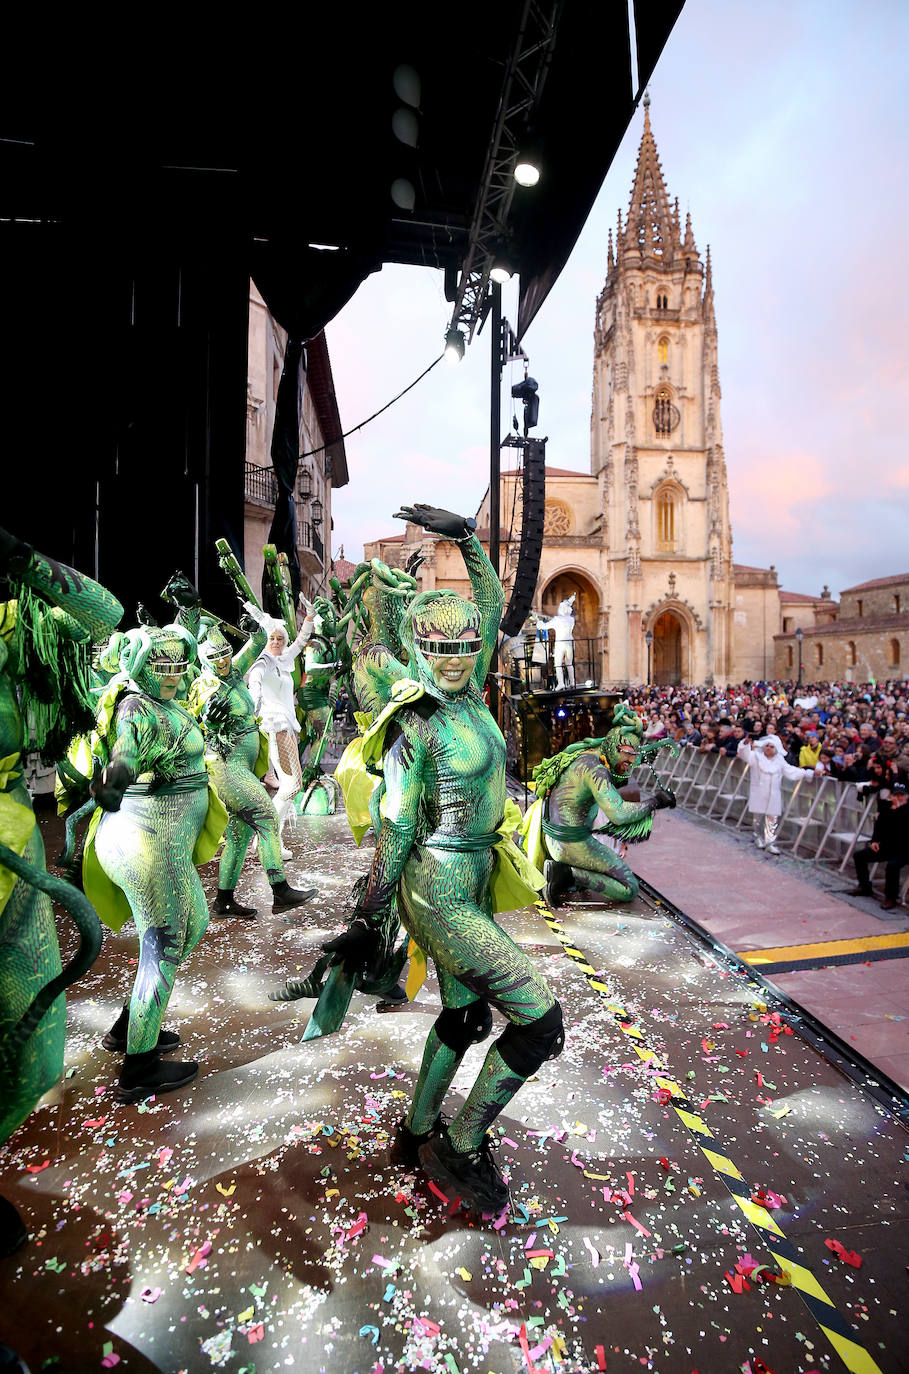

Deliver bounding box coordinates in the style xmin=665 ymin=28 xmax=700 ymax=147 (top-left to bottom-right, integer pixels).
xmin=239 ymin=608 xmax=260 ymax=635
xmin=321 ymin=918 xmax=382 ymax=976
xmin=652 ymin=785 xmax=677 ymax=811
xmin=90 ymin=758 xmax=132 ymax=813
xmin=161 ymin=570 xmax=201 ymax=609
xmin=0 ymin=527 xmax=32 ymax=579
xmin=136 ymin=602 xmax=159 ymax=628
xmin=393 ymin=503 xmax=477 ymax=541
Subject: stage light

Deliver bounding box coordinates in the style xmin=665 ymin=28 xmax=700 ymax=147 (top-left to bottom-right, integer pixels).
xmin=490 ymin=242 xmax=515 ymax=284
xmin=443 ymin=327 xmax=465 ymax=364
xmin=514 ymin=139 xmax=541 ymax=187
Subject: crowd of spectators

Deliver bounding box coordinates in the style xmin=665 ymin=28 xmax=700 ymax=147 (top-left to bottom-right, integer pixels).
xmin=624 ymin=680 xmax=909 ymax=788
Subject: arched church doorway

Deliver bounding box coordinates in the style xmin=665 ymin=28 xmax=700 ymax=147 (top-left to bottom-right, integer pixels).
xmin=540 ymin=570 xmax=600 ymax=685
xmin=652 ymin=610 xmax=684 ymax=685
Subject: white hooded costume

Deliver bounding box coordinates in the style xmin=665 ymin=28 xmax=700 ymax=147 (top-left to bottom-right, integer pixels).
xmin=737 ymin=734 xmax=819 ymax=852
xmin=244 ymin=602 xmax=314 ymax=848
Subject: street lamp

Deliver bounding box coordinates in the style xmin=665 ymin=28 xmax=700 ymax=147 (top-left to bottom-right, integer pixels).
xmin=644 ymin=629 xmax=653 ymax=686
xmin=795 ymin=626 xmax=804 ymax=687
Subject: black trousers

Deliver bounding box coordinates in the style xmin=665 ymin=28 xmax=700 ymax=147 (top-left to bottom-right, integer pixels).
xmin=854 ymin=847 xmax=908 ymax=900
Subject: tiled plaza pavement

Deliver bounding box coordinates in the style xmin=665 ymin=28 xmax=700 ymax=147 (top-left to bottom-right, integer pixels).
xmin=630 ymin=809 xmax=909 ymax=1094
xmin=1 ymin=805 xmax=907 ymax=1374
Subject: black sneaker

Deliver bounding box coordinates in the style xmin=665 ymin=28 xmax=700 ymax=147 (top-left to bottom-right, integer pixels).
xmin=419 ymin=1126 xmax=509 ymax=1214
xmin=388 ymin=1114 xmax=442 ymax=1169
xmin=102 ymin=1027 xmax=181 ymax=1054
xmin=543 ymin=859 xmax=572 ymax=909
xmin=114 ymin=1051 xmax=199 ymax=1104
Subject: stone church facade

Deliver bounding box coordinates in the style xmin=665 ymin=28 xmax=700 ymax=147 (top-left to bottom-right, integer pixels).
xmin=364 ymin=101 xmax=827 ymax=687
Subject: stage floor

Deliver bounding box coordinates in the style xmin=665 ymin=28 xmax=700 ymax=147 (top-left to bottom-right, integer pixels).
xmin=1 ymin=809 xmax=907 ymax=1374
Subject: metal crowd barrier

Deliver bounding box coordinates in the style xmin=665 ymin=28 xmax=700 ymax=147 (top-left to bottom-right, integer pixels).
xmin=632 ymin=745 xmax=909 ymax=904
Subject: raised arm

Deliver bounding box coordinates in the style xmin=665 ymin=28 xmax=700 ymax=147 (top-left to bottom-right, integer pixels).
xmin=393 ymin=503 xmax=504 ymax=684
xmin=1 ymin=529 xmax=122 ymax=640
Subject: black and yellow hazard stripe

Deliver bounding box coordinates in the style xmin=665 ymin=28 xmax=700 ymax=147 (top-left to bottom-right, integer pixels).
xmin=739 ymin=930 xmax=909 ymax=974
xmin=533 ymin=897 xmax=884 ymax=1374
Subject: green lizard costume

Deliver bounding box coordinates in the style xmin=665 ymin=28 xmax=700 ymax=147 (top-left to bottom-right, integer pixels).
xmin=0 ymin=530 xmax=122 ymax=1253
xmin=188 ymin=617 xmax=316 ymax=918
xmin=84 ymin=622 xmax=228 ymax=1102
xmin=521 ymin=702 xmax=677 ymax=907
xmin=325 ymin=504 xmax=559 ymax=1216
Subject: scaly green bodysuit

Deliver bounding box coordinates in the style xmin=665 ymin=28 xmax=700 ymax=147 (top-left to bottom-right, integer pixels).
xmin=87 ymin=627 xmax=223 ymax=1056
xmin=188 ymin=626 xmax=291 ymax=889
xmin=356 ymin=514 xmax=561 ymax=1155
xmin=1 ymin=540 xmax=122 ymax=1141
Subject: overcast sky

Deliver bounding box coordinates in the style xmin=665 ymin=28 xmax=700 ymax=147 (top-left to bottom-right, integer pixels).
xmin=326 ymin=0 xmax=909 ymax=599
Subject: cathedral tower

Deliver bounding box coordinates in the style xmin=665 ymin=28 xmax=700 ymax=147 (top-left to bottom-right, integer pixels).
xmin=591 ymin=95 xmax=734 ymax=685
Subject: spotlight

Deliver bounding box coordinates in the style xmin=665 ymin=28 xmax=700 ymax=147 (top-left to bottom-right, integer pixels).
xmin=489 ymin=244 xmax=514 ymax=285
xmin=443 ymin=327 xmax=465 ymax=364
xmin=556 ymin=708 xmax=566 ymax=719
xmin=514 ymin=138 xmax=541 ymax=187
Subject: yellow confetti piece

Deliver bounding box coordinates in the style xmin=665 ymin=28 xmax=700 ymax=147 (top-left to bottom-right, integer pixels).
xmin=237 ymin=1306 xmax=255 ymax=1323
xmin=161 ymin=1179 xmax=176 ymax=1191
xmin=547 ymin=1218 xmax=560 ymax=1235
xmin=326 ymin=1188 xmax=339 ymax=1199
xmin=215 ymin=1182 xmax=236 ymax=1197
xmin=456 ymin=1267 xmax=472 ymax=1281
xmin=529 ymin=1256 xmax=549 ymax=1270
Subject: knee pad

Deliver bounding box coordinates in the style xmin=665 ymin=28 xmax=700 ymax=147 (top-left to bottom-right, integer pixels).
xmin=435 ymin=1000 xmax=493 ymax=1054
xmin=497 ymin=1001 xmax=565 ymax=1078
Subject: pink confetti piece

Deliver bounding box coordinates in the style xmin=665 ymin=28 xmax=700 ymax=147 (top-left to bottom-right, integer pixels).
xmin=247 ymin=1323 xmax=265 ymax=1343
xmin=413 ymin=1316 xmax=440 ymax=1338
xmin=157 ymin=1147 xmax=172 ymax=1168
xmin=584 ymin=1237 xmax=600 ymax=1267
xmin=185 ymin=1240 xmax=211 ymax=1273
xmin=625 ymin=1171 xmax=635 ymax=1196
xmin=492 ymin=1211 xmax=509 ymax=1231
xmin=502 ymin=1136 xmax=518 ymax=1149
xmin=570 ymin=1150 xmax=584 ymax=1168
xmin=140 ymin=1287 xmax=162 ymax=1303
xmin=372 ymin=1254 xmax=394 ymax=1269
xmin=346 ymin=1211 xmax=368 ymax=1239
xmin=524 ymin=1232 xmax=537 ymax=1250
xmin=101 ymin=1357 xmax=120 ymax=1369
xmin=83 ymin=1118 xmax=107 ymax=1129
xmin=626 ymin=1259 xmax=642 ymax=1291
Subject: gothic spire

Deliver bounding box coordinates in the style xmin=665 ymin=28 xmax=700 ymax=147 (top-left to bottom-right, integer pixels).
xmin=607 ymin=226 xmax=614 ymax=271
xmin=623 ymin=97 xmax=677 ymax=266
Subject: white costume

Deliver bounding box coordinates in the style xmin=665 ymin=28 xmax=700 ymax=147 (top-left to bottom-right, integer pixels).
xmin=737 ymin=735 xmax=819 ymax=853
xmin=534 ymin=594 xmax=576 ymax=689
xmin=244 ymin=602 xmax=314 ymax=851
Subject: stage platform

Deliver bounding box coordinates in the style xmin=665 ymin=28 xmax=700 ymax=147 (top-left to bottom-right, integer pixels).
xmin=1 ymin=805 xmax=907 ymax=1373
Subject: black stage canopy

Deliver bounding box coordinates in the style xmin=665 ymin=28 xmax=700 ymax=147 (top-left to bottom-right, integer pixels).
xmin=3 ymin=2 xmax=683 ymax=615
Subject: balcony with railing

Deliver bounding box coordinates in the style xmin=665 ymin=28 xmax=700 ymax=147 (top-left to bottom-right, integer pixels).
xmin=244 ymin=462 xmax=277 ymax=506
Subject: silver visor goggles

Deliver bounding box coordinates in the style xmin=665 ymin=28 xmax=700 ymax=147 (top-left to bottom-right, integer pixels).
xmin=146 ymin=658 xmax=190 ymax=677
xmin=414 ymin=636 xmax=482 ymax=657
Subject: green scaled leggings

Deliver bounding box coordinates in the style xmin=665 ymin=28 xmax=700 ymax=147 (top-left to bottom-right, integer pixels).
xmin=208 ymin=730 xmax=285 ymax=888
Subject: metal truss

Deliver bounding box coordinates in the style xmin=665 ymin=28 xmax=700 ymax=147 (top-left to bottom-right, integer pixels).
xmin=447 ymin=0 xmax=564 ymax=344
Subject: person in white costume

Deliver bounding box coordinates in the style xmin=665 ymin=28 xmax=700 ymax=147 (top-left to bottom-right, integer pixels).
xmin=533 ymin=594 xmax=576 ymax=690
xmin=737 ymin=733 xmax=822 ymax=855
xmin=245 ymin=596 xmax=314 ymax=858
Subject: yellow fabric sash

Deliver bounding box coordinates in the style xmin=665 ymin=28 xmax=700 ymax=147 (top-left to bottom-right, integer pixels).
xmin=0 ymin=753 xmax=36 ymax=916
xmin=83 ymin=782 xmax=228 ymax=934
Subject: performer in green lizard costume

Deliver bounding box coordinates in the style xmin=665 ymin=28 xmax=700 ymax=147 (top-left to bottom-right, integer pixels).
xmin=0 ymin=527 xmax=122 ymax=1254
xmin=189 ymin=616 xmax=317 ymax=918
xmin=322 ymin=504 xmax=560 ymax=1216
xmin=85 ymin=622 xmax=228 ymax=1103
xmin=521 ymin=702 xmax=677 ymax=908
